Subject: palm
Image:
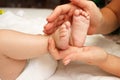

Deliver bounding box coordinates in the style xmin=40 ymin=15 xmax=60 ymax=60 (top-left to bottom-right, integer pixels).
xmin=62 ymin=46 xmax=107 ymax=65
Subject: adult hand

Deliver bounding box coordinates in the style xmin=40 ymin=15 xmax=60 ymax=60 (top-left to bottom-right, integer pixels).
xmin=62 ymin=46 xmax=108 ymax=65
xmin=44 ymin=0 xmax=103 ymax=35
xmin=48 ymin=37 xmax=73 ymax=61
xmin=48 ymin=37 xmax=61 ymax=60
xmin=48 ymin=37 xmax=108 ymax=66
xmin=44 ymin=3 xmax=77 ymax=35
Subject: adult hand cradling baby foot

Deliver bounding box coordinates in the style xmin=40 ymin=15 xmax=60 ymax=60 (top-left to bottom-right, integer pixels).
xmin=47 ymin=0 xmax=120 ymax=77
xmin=48 ymin=37 xmax=108 ymax=66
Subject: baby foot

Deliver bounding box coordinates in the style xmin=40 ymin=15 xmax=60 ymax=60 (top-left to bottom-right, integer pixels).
xmin=71 ymin=9 xmax=90 ymax=47
xmin=53 ymin=21 xmax=71 ymax=50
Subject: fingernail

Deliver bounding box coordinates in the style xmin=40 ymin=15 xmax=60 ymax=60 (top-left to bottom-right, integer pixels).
xmin=64 ymin=59 xmax=71 ymax=65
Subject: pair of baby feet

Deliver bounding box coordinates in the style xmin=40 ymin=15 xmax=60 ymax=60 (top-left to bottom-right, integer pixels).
xmin=53 ymin=9 xmax=90 ymax=50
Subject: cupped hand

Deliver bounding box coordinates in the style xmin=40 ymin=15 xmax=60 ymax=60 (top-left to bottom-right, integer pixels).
xmin=63 ymin=46 xmax=108 ymax=65
xmin=44 ymin=0 xmax=103 ymax=35
xmin=44 ymin=3 xmax=77 ymax=34
xmin=48 ymin=37 xmax=108 ymax=66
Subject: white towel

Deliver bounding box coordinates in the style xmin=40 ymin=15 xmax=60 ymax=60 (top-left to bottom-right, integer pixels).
xmin=0 ymin=10 xmax=58 ymax=80
xmin=17 ymin=54 xmax=57 ymax=80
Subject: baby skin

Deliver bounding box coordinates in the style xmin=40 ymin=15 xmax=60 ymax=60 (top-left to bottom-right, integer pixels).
xmin=71 ymin=9 xmax=90 ymax=47
xmin=53 ymin=21 xmax=71 ymax=50
xmin=54 ymin=9 xmax=90 ymax=50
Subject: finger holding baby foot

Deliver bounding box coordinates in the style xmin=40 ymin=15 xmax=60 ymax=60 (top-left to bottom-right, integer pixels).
xmin=44 ymin=15 xmax=65 ymax=34
xmin=48 ymin=37 xmax=61 ymax=60
xmin=62 ymin=51 xmax=78 ymax=65
xmin=63 ymin=54 xmax=73 ymax=65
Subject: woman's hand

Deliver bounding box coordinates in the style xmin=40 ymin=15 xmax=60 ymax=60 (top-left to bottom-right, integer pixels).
xmin=62 ymin=46 xmax=108 ymax=65
xmin=44 ymin=0 xmax=103 ymax=35
xmin=48 ymin=37 xmax=108 ymax=66
xmin=44 ymin=3 xmax=77 ymax=34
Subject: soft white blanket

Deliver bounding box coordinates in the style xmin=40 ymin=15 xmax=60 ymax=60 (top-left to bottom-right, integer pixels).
xmin=0 ymin=8 xmax=120 ymax=80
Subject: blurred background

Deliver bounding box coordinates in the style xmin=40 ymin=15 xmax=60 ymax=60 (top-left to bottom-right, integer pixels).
xmin=0 ymin=0 xmax=70 ymax=9
xmin=0 ymin=0 xmax=110 ymax=9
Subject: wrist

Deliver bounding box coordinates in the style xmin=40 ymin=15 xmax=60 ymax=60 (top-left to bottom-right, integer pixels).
xmin=97 ymin=7 xmax=119 ymax=34
xmin=95 ymin=53 xmax=109 ymax=67
xmin=94 ymin=9 xmax=105 ymax=34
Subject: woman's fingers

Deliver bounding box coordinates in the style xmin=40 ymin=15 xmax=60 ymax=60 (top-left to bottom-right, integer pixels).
xmin=48 ymin=37 xmax=61 ymax=60
xmin=44 ymin=15 xmax=65 ymax=34
xmin=47 ymin=3 xmax=75 ymax=22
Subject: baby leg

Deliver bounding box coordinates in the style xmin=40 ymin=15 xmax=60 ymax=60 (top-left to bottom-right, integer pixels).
xmin=53 ymin=21 xmax=71 ymax=50
xmin=71 ymin=9 xmax=90 ymax=47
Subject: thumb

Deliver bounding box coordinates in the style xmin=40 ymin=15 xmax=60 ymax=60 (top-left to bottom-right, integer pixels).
xmin=48 ymin=37 xmax=61 ymax=60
